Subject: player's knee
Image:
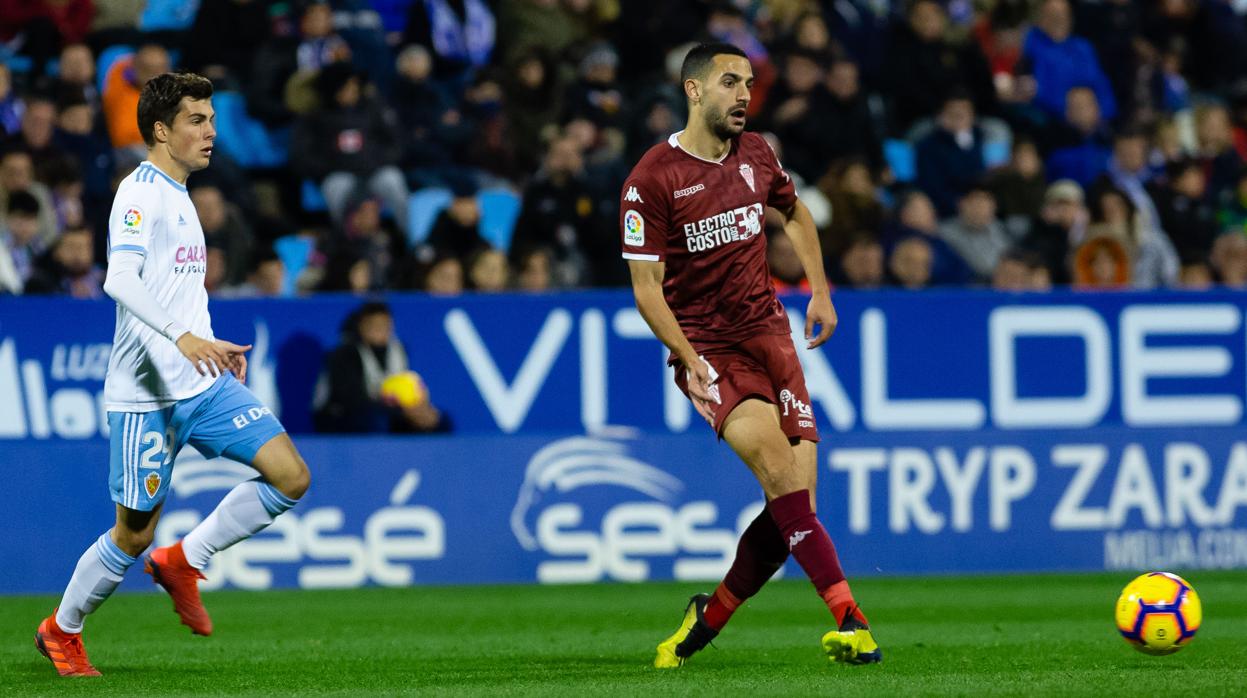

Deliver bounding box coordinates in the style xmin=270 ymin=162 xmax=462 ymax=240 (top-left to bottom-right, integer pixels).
xmin=112 ymin=527 xmax=155 ymax=557
xmin=278 ymin=457 xmax=310 ymax=500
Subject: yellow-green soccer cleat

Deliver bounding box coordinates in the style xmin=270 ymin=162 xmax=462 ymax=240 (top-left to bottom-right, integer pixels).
xmin=654 ymin=593 xmax=718 ymax=668
xmin=821 ymin=612 xmax=882 ymax=665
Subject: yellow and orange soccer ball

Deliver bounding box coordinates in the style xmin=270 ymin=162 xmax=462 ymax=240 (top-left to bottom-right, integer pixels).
xmin=1115 ymin=572 xmax=1202 ymax=655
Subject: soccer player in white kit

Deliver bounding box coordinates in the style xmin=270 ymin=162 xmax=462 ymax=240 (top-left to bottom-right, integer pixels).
xmin=35 ymin=72 xmax=312 ymax=677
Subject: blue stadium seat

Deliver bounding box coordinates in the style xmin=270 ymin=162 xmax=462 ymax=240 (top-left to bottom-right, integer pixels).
xmin=274 ymin=235 xmax=314 ymax=296
xmin=302 ymin=180 xmax=328 ymax=213
xmin=97 ymin=45 xmax=133 ymax=95
xmin=211 ymin=91 xmax=290 ymax=169
xmin=407 ymin=187 xmax=453 ymax=246
xmin=885 ymin=139 xmax=916 ymax=183
xmin=139 ymin=0 xmax=201 ymax=31
xmin=477 ymin=188 xmax=522 ymax=252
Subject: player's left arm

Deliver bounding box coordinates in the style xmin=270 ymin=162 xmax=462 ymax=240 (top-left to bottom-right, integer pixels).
xmin=773 ymin=198 xmax=837 ymax=348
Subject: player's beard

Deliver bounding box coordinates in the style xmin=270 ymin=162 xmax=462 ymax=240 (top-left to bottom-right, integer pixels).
xmin=706 ymin=103 xmax=745 ymax=140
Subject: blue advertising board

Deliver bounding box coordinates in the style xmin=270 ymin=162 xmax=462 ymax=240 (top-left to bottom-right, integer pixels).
xmin=3 ymin=289 xmax=1247 ymax=437
xmin=1 ymin=429 xmax=1245 ymax=593
xmin=2 ymin=289 xmax=1247 ymax=592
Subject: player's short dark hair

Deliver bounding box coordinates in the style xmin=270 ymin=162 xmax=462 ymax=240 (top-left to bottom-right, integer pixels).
xmin=137 ymin=71 xmax=214 ymax=147
xmin=680 ymin=43 xmax=749 ymax=84
xmin=357 ymin=301 xmax=392 ymax=321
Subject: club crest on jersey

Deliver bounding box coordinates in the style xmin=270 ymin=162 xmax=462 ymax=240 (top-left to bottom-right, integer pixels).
xmin=119 ymin=206 xmax=144 ymax=236
xmin=624 ymin=209 xmax=645 ymax=246
xmin=738 ymin=163 xmax=755 ymax=192
xmin=624 ymin=186 xmax=644 ymax=203
xmin=144 ymin=472 xmax=161 ymax=498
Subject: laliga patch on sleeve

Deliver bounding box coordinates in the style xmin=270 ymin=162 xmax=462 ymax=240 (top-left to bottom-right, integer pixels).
xmin=118 ymin=206 xmax=144 ymax=237
xmin=623 ymin=209 xmax=645 ymax=246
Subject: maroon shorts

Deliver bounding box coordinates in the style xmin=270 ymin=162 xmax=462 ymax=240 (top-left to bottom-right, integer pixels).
xmin=673 ymin=332 xmax=820 ymax=442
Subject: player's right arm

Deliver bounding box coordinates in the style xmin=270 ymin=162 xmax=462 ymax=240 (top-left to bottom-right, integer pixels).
xmin=103 ymin=186 xmax=249 ymax=378
xmin=620 ymin=171 xmax=719 ymax=423
xmin=626 ymin=259 xmax=718 ymax=424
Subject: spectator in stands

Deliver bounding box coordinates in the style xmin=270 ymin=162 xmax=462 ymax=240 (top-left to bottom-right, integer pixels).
xmin=564 ymin=42 xmax=624 ymax=131
xmin=762 ymin=48 xmax=831 ymax=183
xmin=50 ymin=43 xmax=97 ymax=107
xmin=314 ymin=301 xmax=451 ymax=433
xmin=1210 ymin=232 xmax=1247 ymax=287
xmin=1072 ymin=234 xmax=1131 ymax=289
xmin=939 ymin=184 xmax=1013 ymax=282
xmin=916 ymin=91 xmax=987 ymax=218
xmin=467 ymin=246 xmax=509 ymax=291
xmin=1019 ymin=0 xmax=1117 ymax=122
xmin=1195 ymin=103 xmax=1244 ymax=204
xmin=992 ymin=247 xmax=1051 ymax=291
xmin=1073 ymin=0 xmax=1144 ymax=120
xmin=248 ymin=0 xmax=347 ymax=126
xmin=1152 ymin=158 xmax=1217 ymax=264
xmin=0 ymin=149 xmax=58 ymax=247
xmin=817 ymin=157 xmax=884 ymax=257
xmin=833 ymin=233 xmax=885 ymax=290
xmin=5 ymin=96 xmax=69 ymax=184
xmin=291 ymin=63 xmax=409 ymax=236
xmin=184 ymin=0 xmax=273 ymax=84
xmin=1180 ymin=261 xmax=1214 ymax=289
xmin=204 ymin=244 xmax=228 ymax=295
xmin=102 ymin=43 xmax=170 ymax=158
xmin=1086 ymin=179 xmax=1178 ymax=288
xmin=883 ymin=0 xmax=996 ymax=134
xmin=338 ymin=196 xmax=404 ymax=291
xmin=392 ymin=44 xmax=472 ymax=187
xmin=504 ymin=48 xmax=564 ymax=174
xmin=1106 ymin=126 xmax=1164 ymax=237
xmin=0 ymin=0 xmax=93 ymax=77
xmin=402 ymin=0 xmax=496 ymax=87
xmin=822 ymin=58 xmax=883 ymax=176
xmin=1044 ymin=86 xmax=1113 ymax=189
xmin=424 ymin=179 xmax=487 ymax=261
xmin=24 ymin=223 xmax=103 ymax=297
xmin=887 ymin=190 xmax=974 ymax=285
xmin=513 ymin=245 xmax=552 ymax=291
xmin=1021 ymin=179 xmax=1088 ymax=283
xmin=1142 ymin=0 xmax=1247 ymax=93
xmin=192 ymin=185 xmax=253 ymax=287
xmin=0 ymin=190 xmax=48 ymax=290
xmin=417 ymin=252 xmax=464 ymax=295
xmin=43 ymin=157 xmax=84 ymax=232
xmin=52 ymin=89 xmax=112 ymax=226
xmin=221 ymin=247 xmax=286 ymax=297
xmin=987 ymin=138 xmax=1047 ymax=238
xmin=888 ymin=235 xmax=934 ymax=289
xmin=512 ymin=135 xmax=599 ymax=287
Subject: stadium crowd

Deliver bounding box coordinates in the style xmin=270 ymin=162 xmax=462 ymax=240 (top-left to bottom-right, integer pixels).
xmin=4 ymin=0 xmax=1247 ymax=296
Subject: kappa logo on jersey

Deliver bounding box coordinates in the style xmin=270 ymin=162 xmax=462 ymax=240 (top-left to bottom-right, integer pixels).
xmin=673 ymin=183 xmax=705 ymax=199
xmin=624 ymin=186 xmax=644 ymax=203
xmin=681 ymin=203 xmax=764 ymax=253
xmin=119 ymin=206 xmax=144 ymax=236
xmin=623 ymin=209 xmax=645 ymax=246
xmin=739 ymin=163 xmax=755 ymax=192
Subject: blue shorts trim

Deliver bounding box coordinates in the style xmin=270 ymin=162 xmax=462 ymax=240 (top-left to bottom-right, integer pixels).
xmin=108 ymin=375 xmax=286 ymax=511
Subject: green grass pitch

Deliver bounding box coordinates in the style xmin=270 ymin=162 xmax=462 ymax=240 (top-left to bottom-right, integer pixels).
xmin=2 ymin=571 xmax=1245 ymax=696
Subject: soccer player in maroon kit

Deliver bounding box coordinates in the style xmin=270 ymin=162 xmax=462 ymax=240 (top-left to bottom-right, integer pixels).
xmin=622 ymin=43 xmax=881 ymax=668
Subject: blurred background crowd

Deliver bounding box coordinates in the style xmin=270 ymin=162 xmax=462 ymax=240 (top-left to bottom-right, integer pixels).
xmin=5 ymin=0 xmax=1247 ymax=298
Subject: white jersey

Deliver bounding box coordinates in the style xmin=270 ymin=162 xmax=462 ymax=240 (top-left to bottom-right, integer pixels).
xmin=104 ymin=161 xmax=215 ymax=412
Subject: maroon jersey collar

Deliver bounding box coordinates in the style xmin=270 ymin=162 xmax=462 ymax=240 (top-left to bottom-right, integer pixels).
xmin=667 ymin=131 xmax=734 ymax=166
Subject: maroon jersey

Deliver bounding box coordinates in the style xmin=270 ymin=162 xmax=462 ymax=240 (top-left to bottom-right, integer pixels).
xmin=620 ymin=131 xmax=797 ymax=346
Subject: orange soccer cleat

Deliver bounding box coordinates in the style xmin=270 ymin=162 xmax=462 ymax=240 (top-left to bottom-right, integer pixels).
xmin=35 ymin=613 xmax=101 ymax=677
xmin=145 ymin=541 xmax=213 ymax=636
